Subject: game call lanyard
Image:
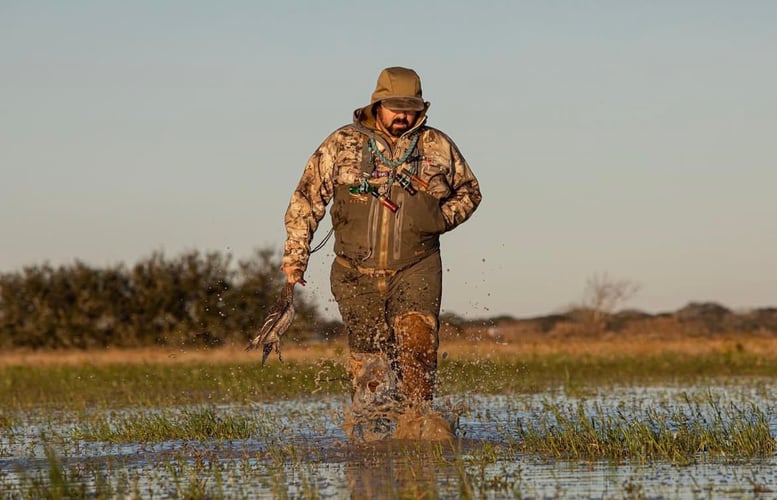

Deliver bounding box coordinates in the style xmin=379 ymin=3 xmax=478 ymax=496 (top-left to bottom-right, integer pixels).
xmin=351 ymin=133 xmax=421 ymax=212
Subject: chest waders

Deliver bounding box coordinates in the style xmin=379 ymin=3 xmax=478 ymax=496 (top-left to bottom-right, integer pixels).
xmin=330 ymin=132 xmax=445 ymax=272
xmin=331 ymin=132 xmax=451 ymax=441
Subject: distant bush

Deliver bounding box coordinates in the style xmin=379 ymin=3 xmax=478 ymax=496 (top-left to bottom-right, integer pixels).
xmin=0 ymin=248 xmax=330 ymax=350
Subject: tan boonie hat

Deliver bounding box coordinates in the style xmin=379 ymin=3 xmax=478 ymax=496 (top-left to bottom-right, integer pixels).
xmin=369 ymin=67 xmax=426 ymax=112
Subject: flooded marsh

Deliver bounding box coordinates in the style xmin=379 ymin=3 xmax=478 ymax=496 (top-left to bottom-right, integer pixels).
xmin=1 ymin=342 xmax=777 ymax=498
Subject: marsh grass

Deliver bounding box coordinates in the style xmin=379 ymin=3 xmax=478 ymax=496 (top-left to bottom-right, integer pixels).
xmin=4 ymin=410 xmax=776 ymax=499
xmin=2 ymin=342 xmax=777 ymax=498
xmin=16 ymin=448 xmax=127 ymax=500
xmin=513 ymin=393 xmax=775 ymax=464
xmin=73 ymin=407 xmax=255 ymax=442
xmin=3 ymin=348 xmax=777 ymax=411
xmin=1 ymin=360 xmax=347 ymax=410
xmin=438 ymin=351 xmax=777 ymax=396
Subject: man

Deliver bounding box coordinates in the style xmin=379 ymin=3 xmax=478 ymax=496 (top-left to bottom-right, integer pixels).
xmin=282 ymin=67 xmax=481 ymax=440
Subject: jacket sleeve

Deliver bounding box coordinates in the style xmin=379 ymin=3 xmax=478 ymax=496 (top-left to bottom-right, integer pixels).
xmin=282 ymin=133 xmax=338 ymax=272
xmin=440 ymin=138 xmax=482 ymax=232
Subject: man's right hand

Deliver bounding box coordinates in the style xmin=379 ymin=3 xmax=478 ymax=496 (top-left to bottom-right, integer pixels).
xmin=282 ymin=266 xmax=306 ymax=286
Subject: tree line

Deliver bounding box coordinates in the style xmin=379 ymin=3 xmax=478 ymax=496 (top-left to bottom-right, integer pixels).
xmin=0 ymin=249 xmax=337 ymax=350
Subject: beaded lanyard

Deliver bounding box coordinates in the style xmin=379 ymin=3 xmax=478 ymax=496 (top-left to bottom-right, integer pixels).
xmin=368 ymin=134 xmax=419 ymax=169
xmin=351 ymin=134 xmax=421 ymax=210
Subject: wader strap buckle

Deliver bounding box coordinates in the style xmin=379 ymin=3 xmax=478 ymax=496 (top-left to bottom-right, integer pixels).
xmin=335 ymin=256 xmax=397 ymax=278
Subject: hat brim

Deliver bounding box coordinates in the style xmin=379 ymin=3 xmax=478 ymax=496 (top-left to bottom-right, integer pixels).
xmin=380 ymin=97 xmax=426 ymax=112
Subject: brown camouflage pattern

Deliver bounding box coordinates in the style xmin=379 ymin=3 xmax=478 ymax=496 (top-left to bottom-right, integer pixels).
xmin=282 ymin=111 xmax=481 ymax=272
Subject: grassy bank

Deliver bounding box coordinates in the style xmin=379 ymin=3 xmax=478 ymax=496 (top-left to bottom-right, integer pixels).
xmin=3 ymin=335 xmax=777 ymax=411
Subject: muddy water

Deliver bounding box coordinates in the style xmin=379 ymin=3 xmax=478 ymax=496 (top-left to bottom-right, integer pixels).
xmin=1 ymin=382 xmax=776 ymax=498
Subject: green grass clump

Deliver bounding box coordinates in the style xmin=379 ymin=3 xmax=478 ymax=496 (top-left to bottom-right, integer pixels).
xmin=73 ymin=407 xmax=254 ymax=442
xmin=513 ymin=393 xmax=776 ymax=464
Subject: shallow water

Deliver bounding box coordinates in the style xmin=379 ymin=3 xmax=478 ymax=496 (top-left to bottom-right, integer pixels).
xmin=2 ymin=382 xmax=776 ymax=498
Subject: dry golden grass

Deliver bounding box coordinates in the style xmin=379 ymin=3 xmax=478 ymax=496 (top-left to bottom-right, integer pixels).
xmin=0 ymin=341 xmax=346 ymax=367
xmin=3 ymin=332 xmax=776 ymax=367
xmin=452 ymin=335 xmax=777 ymax=359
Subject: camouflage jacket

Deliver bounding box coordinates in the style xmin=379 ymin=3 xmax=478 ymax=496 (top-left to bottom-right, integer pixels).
xmin=283 ymin=110 xmax=481 ymax=272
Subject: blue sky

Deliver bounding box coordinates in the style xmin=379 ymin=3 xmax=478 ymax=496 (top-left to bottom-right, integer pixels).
xmin=2 ymin=1 xmax=775 ymax=319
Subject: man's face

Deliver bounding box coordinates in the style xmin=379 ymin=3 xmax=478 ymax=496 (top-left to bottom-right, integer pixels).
xmin=376 ymin=105 xmax=419 ymax=138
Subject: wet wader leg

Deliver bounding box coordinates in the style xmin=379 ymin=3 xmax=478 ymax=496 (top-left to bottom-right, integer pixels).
xmin=394 ymin=312 xmax=439 ymax=404
xmin=331 ymin=258 xmax=401 ymax=439
xmin=344 ymin=351 xmax=401 ymax=441
xmin=392 ymin=311 xmax=454 ymax=440
xmin=347 ymin=352 xmax=400 ymax=414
